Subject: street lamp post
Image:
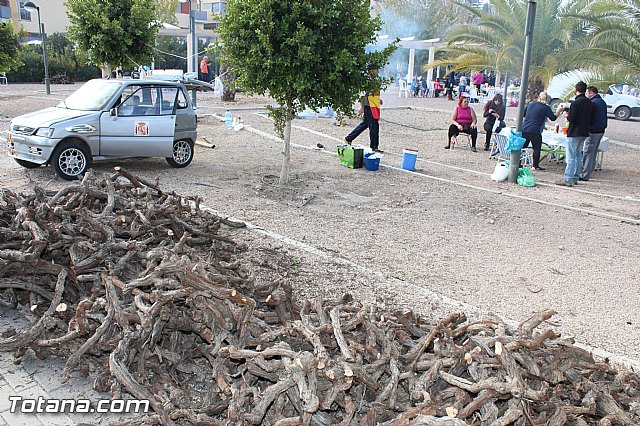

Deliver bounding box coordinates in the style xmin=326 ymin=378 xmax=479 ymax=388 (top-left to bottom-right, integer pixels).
xmin=508 ymin=0 xmax=537 ymax=183
xmin=178 ymin=0 xmax=198 ymax=107
xmin=23 ymin=1 xmax=50 ymax=95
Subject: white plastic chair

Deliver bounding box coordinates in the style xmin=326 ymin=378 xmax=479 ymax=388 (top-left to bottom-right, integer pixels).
xmin=398 ymin=79 xmax=409 ymax=98
xmin=468 ymin=87 xmax=480 ymax=104
xmin=0 ymin=73 xmax=7 ymax=86
xmin=482 ymin=88 xmax=497 ymax=104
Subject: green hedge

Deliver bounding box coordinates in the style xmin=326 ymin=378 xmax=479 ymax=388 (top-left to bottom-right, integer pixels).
xmin=6 ymin=33 xmax=101 ymax=83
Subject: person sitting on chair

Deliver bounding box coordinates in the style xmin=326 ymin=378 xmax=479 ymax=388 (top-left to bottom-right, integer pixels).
xmin=482 ymin=93 xmax=506 ymax=151
xmin=445 ymin=95 xmax=478 ymax=151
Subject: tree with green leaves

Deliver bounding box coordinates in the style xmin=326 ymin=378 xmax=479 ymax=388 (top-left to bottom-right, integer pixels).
xmin=435 ymin=0 xmax=591 ymax=100
xmin=566 ymin=0 xmax=640 ymax=87
xmin=219 ymin=0 xmax=396 ymax=184
xmin=65 ymin=0 xmax=159 ymax=75
xmin=0 ymin=22 xmax=22 ymax=73
xmin=155 ymin=0 xmax=180 ymax=26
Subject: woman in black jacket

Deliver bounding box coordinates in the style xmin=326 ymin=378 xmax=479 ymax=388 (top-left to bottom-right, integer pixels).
xmin=482 ymin=93 xmax=506 ymax=151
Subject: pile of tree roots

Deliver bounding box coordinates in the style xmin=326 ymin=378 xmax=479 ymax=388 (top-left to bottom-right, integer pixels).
xmin=1 ymin=169 xmax=638 ymax=425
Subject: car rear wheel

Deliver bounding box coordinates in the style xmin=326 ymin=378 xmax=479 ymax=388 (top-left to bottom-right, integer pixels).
xmin=166 ymin=140 xmax=194 ymax=168
xmin=14 ymin=159 xmax=42 ymax=169
xmin=614 ymin=106 xmax=631 ymax=121
xmin=51 ymin=141 xmax=91 ymax=180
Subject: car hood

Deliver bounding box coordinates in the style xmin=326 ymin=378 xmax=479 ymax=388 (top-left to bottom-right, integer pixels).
xmin=12 ymin=107 xmax=93 ymax=129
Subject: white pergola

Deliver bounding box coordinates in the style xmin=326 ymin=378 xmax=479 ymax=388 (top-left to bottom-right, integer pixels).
xmin=375 ymin=37 xmax=446 ymax=82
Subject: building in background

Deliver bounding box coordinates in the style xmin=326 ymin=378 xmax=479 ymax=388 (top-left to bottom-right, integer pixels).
xmin=1 ymin=0 xmax=226 ymax=61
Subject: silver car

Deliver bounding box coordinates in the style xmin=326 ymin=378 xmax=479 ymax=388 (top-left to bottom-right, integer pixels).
xmin=7 ymin=78 xmax=204 ymax=180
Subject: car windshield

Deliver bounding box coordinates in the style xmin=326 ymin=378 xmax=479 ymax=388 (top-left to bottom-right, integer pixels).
xmin=58 ymin=79 xmax=123 ymax=111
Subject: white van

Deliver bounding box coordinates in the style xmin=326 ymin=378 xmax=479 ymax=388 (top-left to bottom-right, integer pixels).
xmin=547 ymin=71 xmax=640 ymax=121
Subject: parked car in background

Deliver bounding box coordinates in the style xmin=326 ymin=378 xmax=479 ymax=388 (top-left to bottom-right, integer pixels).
xmin=603 ymin=85 xmax=640 ymax=121
xmin=547 ymin=71 xmax=640 ymax=121
xmin=7 ymin=77 xmax=211 ymax=180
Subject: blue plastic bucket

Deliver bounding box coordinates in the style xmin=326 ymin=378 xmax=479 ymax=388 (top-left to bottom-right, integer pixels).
xmin=364 ymin=153 xmax=380 ymax=171
xmin=401 ymin=149 xmax=418 ymax=171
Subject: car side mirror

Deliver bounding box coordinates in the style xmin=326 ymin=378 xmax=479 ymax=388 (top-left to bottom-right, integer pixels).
xmin=110 ymin=108 xmax=118 ymax=117
xmin=177 ymin=101 xmax=188 ymax=109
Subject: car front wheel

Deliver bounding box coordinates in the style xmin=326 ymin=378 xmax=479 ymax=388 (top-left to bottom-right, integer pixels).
xmin=166 ymin=139 xmax=194 ymax=168
xmin=614 ymin=106 xmax=631 ymax=121
xmin=14 ymin=159 xmax=42 ymax=169
xmin=51 ymin=141 xmax=91 ymax=180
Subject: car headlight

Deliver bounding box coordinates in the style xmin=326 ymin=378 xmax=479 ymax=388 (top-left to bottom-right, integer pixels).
xmin=34 ymin=127 xmax=55 ymax=138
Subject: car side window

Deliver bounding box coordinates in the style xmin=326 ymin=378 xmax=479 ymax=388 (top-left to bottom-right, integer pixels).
xmin=177 ymin=89 xmax=189 ymax=109
xmin=118 ymin=86 xmax=150 ymax=117
xmin=160 ymin=87 xmax=179 ymax=115
xmin=117 ymin=85 xmax=183 ymax=116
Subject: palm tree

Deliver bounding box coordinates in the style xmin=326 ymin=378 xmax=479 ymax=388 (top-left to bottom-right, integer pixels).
xmin=564 ymin=0 xmax=640 ymax=88
xmin=433 ymin=0 xmax=592 ymax=100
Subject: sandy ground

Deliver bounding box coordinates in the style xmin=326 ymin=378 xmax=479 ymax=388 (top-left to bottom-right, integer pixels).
xmin=1 ymin=83 xmax=640 ymax=369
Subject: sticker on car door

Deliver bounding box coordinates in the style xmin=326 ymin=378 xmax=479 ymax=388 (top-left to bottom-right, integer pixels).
xmin=135 ymin=121 xmax=149 ymax=136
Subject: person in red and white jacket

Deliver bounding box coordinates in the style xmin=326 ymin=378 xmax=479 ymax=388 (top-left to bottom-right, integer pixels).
xmin=344 ymin=68 xmax=383 ymax=153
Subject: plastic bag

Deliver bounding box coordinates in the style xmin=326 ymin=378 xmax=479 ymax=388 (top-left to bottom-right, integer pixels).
xmin=213 ymin=76 xmax=224 ymax=98
xmin=336 ymin=145 xmax=363 ymax=169
xmin=493 ymin=119 xmax=506 ymax=133
xmin=491 ymin=161 xmax=509 ymax=182
xmin=517 ymin=167 xmax=536 ymax=187
xmin=507 ymin=129 xmax=526 ymax=151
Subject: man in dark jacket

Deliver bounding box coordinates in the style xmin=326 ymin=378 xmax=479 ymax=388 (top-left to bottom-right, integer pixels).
xmin=557 ymin=81 xmax=594 ymax=186
xmin=580 ymin=86 xmax=608 ymax=181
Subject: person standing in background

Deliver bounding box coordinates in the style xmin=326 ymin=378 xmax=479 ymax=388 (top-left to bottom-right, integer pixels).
xmin=472 ymin=70 xmax=484 ymax=91
xmin=446 ymin=72 xmax=456 ymax=100
xmin=556 ymin=81 xmax=594 ymax=187
xmin=459 ymin=74 xmax=468 ymax=94
xmin=580 ymin=86 xmax=607 ymax=181
xmin=199 ymin=56 xmax=210 ymax=82
xmin=206 ymin=58 xmax=213 ymax=82
xmin=522 ymin=92 xmax=562 ymax=170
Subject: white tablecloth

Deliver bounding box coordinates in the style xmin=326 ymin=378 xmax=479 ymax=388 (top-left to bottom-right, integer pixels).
xmin=542 ymin=130 xmax=609 ymax=152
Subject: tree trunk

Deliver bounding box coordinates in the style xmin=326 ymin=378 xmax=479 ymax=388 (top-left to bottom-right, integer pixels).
xmin=279 ymin=114 xmax=293 ymax=186
xmin=222 ymin=87 xmax=236 ymax=102
xmin=101 ymin=64 xmax=112 ymax=79
xmin=220 ymin=66 xmax=236 ymax=102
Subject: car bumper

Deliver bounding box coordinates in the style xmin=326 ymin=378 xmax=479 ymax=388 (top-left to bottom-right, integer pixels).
xmin=632 ymin=107 xmax=640 ymax=117
xmin=7 ymin=132 xmax=59 ymax=165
